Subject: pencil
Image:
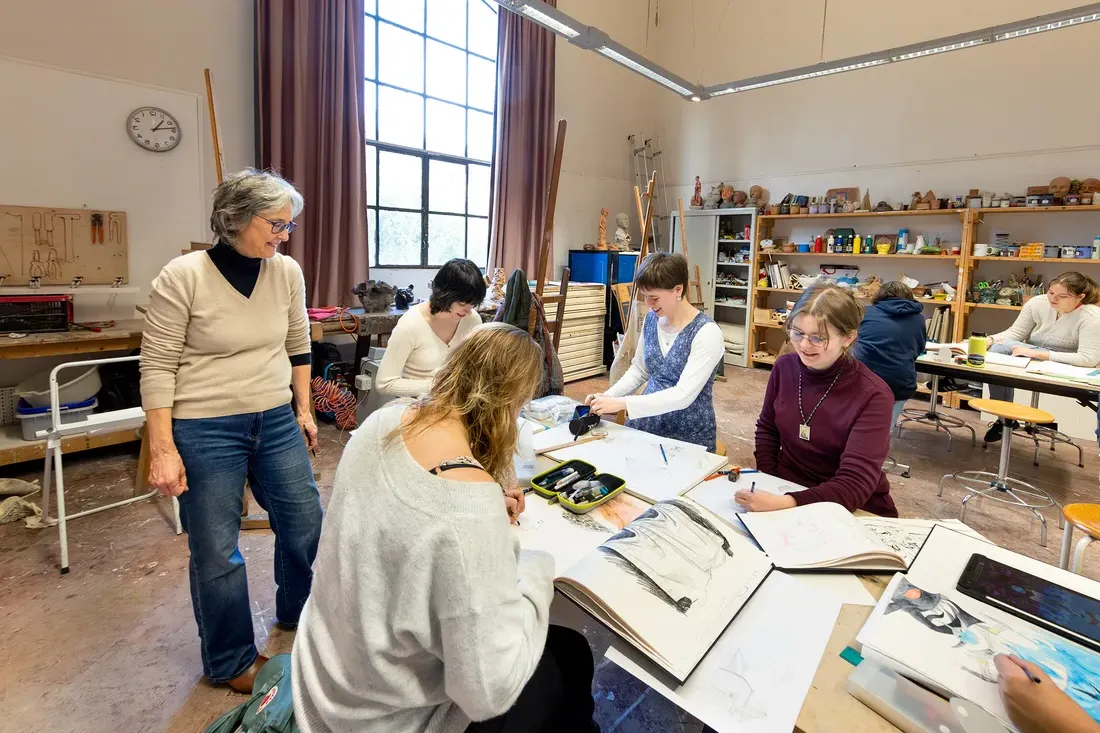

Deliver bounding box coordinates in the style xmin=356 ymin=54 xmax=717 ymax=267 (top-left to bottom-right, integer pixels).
xmin=1023 ymin=668 xmax=1041 ymax=684
xmin=750 ymin=481 xmax=756 ymax=494
xmin=660 ymin=444 xmax=668 ymax=464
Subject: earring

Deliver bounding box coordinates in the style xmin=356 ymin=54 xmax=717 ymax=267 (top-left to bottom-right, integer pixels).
xmin=677 ymin=295 xmax=682 ymax=301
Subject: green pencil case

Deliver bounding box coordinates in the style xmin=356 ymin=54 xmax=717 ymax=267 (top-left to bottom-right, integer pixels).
xmin=529 ymin=459 xmax=626 ymax=514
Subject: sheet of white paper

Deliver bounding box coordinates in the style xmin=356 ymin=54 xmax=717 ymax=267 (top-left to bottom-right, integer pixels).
xmin=606 ymin=571 xmax=841 ymax=733
xmin=857 ymin=517 xmax=989 ymax=566
xmin=531 ymin=423 xmax=578 ymax=453
xmin=738 ymin=503 xmax=892 ymax=569
xmin=1025 ymin=360 xmax=1100 ymax=384
xmin=857 ymin=526 xmax=1100 ymax=729
xmin=511 ymin=495 xmax=616 ymax=576
xmin=984 ymin=352 xmax=1029 ymax=368
xmin=547 ymin=423 xmax=726 ymax=503
xmin=781 ymin=571 xmax=876 ymax=606
xmin=683 ymin=473 xmax=805 ymax=540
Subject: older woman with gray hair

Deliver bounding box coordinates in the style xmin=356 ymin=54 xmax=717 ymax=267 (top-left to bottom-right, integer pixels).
xmin=140 ymin=168 xmax=322 ymax=693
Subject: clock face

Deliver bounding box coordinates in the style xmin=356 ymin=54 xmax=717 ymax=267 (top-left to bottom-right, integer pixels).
xmin=127 ymin=107 xmax=182 ymax=152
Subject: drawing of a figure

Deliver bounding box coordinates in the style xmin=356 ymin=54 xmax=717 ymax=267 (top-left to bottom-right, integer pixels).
xmin=711 ymin=649 xmax=768 ymax=722
xmin=600 ymin=500 xmax=733 ymax=613
xmin=886 ymin=578 xmax=1100 ymax=722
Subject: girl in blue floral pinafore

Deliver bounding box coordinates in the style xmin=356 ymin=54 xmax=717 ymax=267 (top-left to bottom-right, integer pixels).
xmin=626 ymin=310 xmax=719 ymax=451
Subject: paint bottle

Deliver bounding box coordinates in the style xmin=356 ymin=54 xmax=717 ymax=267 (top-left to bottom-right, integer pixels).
xmin=854 ymin=233 xmax=863 ymax=253
xmin=898 ymin=228 xmax=910 ymax=253
xmin=827 ymin=234 xmax=835 ymax=254
xmin=1093 ymin=236 xmax=1100 ymax=260
xmin=967 ymin=332 xmax=988 ymax=368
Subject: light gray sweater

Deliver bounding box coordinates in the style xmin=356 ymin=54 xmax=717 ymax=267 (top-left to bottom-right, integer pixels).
xmin=992 ymin=295 xmax=1100 ymax=367
xmin=292 ymin=403 xmax=556 ymax=733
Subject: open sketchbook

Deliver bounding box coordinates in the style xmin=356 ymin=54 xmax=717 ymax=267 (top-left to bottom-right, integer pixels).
xmin=555 ymin=499 xmax=773 ymax=682
xmin=924 ymin=342 xmax=1030 ymax=368
xmin=510 ymin=495 xmax=617 ymax=574
xmin=1025 ymin=360 xmax=1100 ymax=385
xmin=547 ymin=425 xmax=727 ymax=503
xmin=738 ymin=503 xmax=988 ymax=571
xmin=857 ymin=526 xmax=1100 ymax=730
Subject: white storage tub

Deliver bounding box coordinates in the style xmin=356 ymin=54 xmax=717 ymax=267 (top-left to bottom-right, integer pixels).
xmin=15 ymin=365 xmax=101 ymax=408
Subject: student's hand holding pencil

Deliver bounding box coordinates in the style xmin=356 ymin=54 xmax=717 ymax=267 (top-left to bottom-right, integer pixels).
xmin=734 ymin=490 xmax=796 ymax=512
xmin=503 ymin=487 xmax=525 ymax=524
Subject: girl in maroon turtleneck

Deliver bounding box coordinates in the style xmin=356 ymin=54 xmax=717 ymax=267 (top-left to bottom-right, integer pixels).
xmin=736 ymin=285 xmax=898 ymax=517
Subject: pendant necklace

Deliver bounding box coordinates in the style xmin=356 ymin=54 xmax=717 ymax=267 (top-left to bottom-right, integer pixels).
xmin=797 ymin=370 xmax=842 ymax=441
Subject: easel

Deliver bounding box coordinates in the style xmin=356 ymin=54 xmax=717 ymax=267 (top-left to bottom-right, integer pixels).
xmin=609 ymin=174 xmax=655 ymax=374
xmin=533 ymin=120 xmax=570 ymax=351
xmin=676 ymin=198 xmax=704 ymax=308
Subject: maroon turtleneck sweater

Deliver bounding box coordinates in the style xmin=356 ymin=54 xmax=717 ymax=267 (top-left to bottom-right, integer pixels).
xmin=754 ymin=352 xmax=898 ymax=517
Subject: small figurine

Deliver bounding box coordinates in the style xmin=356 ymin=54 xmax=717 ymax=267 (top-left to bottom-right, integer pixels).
xmin=394 ymin=284 xmax=415 ymax=310
xmin=873 ymin=200 xmax=894 ymax=212
xmin=352 ymin=280 xmax=397 ymax=312
xmin=719 ymin=185 xmax=736 ymax=208
xmin=909 ymin=191 xmax=922 ymax=210
xmin=704 ymin=184 xmax=723 ymax=209
xmin=733 ymin=190 xmax=748 ymax=207
xmin=486 ymin=268 xmax=506 ymax=304
xmin=597 ymin=208 xmax=609 ymax=249
xmin=614 ymin=213 xmax=631 ymax=250
xmin=748 ymin=185 xmax=764 ymax=211
xmin=861 ymin=191 xmax=871 ymax=211
xmin=690 ymin=176 xmax=704 ymax=209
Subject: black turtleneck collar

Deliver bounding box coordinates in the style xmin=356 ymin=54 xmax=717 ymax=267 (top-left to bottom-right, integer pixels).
xmin=207 ymin=240 xmax=261 ymax=298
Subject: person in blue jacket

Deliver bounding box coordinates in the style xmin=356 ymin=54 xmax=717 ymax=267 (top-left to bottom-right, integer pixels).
xmin=792 ymin=282 xmax=926 ymax=428
xmin=854 ymin=282 xmax=928 ymax=427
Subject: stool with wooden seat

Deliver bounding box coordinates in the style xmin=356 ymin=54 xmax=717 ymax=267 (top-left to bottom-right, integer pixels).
xmin=1060 ymin=503 xmax=1100 ymax=574
xmin=715 ymin=440 xmax=726 ymax=457
xmin=938 ymin=398 xmax=1062 ymax=547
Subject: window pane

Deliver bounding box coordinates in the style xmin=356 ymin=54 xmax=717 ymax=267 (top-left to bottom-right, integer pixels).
xmin=467 ymin=109 xmax=494 ymax=162
xmin=378 ymin=210 xmax=422 ymax=265
xmin=365 ymin=0 xmax=376 ymax=15
xmin=378 ymin=151 xmax=422 ymax=209
xmin=378 ymin=22 xmax=424 ymax=92
xmin=427 ymin=0 xmax=465 ymax=48
xmin=377 ymin=86 xmax=423 ymax=148
xmin=467 ymin=217 xmax=489 ymax=268
xmin=364 ymin=17 xmax=376 ymax=80
xmin=426 ymin=40 xmax=466 ymax=105
xmin=428 ymin=214 xmax=466 ymax=265
xmin=378 ymin=0 xmax=423 ymax=32
xmin=367 ymin=208 xmax=377 ymax=267
xmin=364 ymin=81 xmax=377 ymax=140
xmin=429 ymin=160 xmax=466 ymax=214
xmin=468 ymin=1 xmax=498 ymax=59
xmin=468 ymin=56 xmax=496 ymax=112
xmin=468 ymin=164 xmax=490 ymax=216
xmin=365 ymin=145 xmax=377 ymax=206
xmin=426 ymin=99 xmax=465 ymax=157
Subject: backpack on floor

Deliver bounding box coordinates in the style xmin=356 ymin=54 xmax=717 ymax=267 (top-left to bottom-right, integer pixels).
xmin=204 ymin=654 xmax=299 ymax=733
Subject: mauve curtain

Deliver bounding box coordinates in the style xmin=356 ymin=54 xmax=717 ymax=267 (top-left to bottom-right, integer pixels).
xmin=487 ymin=2 xmax=557 ymax=276
xmin=256 ymin=0 xmax=369 ymax=307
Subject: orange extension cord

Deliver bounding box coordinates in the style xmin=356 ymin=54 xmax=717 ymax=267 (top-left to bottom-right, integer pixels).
xmin=311 ymin=375 xmax=357 ymax=430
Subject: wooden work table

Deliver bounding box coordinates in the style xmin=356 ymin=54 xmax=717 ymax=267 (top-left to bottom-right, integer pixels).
xmin=531 ymin=453 xmax=900 ymax=732
xmin=0 ymin=319 xmax=145 ymax=466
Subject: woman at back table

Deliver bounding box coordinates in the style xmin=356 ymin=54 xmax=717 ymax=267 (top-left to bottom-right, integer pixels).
xmin=585 ymin=252 xmax=724 ymax=451
xmin=375 ymin=258 xmax=486 ymax=398
xmin=981 ymin=271 xmax=1100 ymax=443
xmin=737 ymin=285 xmax=898 ymax=517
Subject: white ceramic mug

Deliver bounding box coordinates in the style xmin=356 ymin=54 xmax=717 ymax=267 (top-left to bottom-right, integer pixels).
xmin=974 ymin=243 xmax=989 ymax=257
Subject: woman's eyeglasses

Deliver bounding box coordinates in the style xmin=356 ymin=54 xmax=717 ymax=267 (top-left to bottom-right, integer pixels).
xmin=788 ymin=327 xmax=829 ymax=348
xmin=258 ymin=215 xmax=298 ymax=234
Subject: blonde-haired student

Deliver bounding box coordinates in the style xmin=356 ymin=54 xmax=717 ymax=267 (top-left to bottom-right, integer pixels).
xmin=293 ymin=323 xmax=598 ymax=733
xmin=738 ymin=285 xmax=898 ymax=517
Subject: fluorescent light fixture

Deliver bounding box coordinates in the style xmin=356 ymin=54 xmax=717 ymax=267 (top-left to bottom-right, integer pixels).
xmin=496 ymin=0 xmax=584 ymax=39
xmin=690 ymin=96 xmax=701 ymax=102
xmin=596 ymin=45 xmax=696 ymax=96
xmin=994 ymin=8 xmax=1100 ymax=40
xmin=709 ymin=57 xmax=889 ymax=96
xmin=890 ymin=38 xmax=987 ymax=61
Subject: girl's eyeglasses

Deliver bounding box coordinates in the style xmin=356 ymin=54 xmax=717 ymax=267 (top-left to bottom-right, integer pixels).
xmin=258 ymin=215 xmax=298 ymax=234
xmin=788 ymin=327 xmax=829 ymax=348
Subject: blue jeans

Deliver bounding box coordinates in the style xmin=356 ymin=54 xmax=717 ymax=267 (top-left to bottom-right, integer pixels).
xmin=174 ymin=403 xmax=322 ymax=683
xmin=987 ymin=339 xmax=1030 ymax=402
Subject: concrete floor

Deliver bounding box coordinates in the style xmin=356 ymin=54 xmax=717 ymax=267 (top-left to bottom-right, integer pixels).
xmin=1 ymin=368 xmax=1098 ymax=732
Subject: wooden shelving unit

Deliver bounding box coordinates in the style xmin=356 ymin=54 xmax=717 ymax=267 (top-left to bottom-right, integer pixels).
xmin=762 ymin=209 xmax=965 ymax=220
xmin=964 ymin=302 xmax=1023 ymax=311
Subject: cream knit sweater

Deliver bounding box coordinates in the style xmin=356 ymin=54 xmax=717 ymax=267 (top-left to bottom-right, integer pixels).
xmin=992 ymin=295 xmax=1100 ymax=367
xmin=140 ymin=251 xmax=311 ymax=419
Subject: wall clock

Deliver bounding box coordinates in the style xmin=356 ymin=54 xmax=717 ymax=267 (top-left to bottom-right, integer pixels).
xmin=126 ymin=106 xmax=182 ymax=152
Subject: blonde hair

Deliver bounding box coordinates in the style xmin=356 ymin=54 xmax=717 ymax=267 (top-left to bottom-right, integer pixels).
xmin=389 ymin=323 xmax=543 ymax=482
xmin=787 ymin=285 xmax=864 ymax=345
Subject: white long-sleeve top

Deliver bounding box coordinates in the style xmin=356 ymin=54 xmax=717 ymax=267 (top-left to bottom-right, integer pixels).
xmin=991 ymin=295 xmax=1100 ymax=367
xmin=603 ymin=319 xmax=724 ymax=419
xmin=376 ymin=304 xmax=484 ymax=397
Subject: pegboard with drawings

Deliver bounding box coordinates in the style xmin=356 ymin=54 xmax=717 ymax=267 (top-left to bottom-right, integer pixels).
xmin=0 ymin=205 xmax=128 ymax=285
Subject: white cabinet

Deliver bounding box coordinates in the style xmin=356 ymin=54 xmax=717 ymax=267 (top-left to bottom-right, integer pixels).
xmin=669 ymin=208 xmax=757 ymax=368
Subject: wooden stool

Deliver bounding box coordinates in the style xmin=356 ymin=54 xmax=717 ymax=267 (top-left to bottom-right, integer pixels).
xmin=1060 ymin=503 xmax=1100 ymax=574
xmin=715 ymin=440 xmax=726 ymax=457
xmin=938 ymin=399 xmax=1062 ymax=547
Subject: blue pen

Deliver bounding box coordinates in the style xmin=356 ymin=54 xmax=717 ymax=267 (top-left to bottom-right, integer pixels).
xmin=660 ymin=444 xmax=668 ymax=464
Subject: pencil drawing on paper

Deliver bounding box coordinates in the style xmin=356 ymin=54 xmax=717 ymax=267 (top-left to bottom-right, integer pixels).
xmin=600 ymin=500 xmax=733 ymax=613
xmin=886 ymin=578 xmax=1100 ymax=722
xmin=710 ymin=649 xmax=769 ymax=722
xmin=862 ymin=522 xmax=926 ymax=562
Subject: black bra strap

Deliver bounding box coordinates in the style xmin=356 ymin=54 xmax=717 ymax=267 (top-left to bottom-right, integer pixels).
xmin=429 ymin=456 xmax=484 ymax=475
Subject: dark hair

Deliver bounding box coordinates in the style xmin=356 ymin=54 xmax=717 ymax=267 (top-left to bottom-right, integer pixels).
xmin=429 ymin=259 xmax=487 ymax=314
xmin=1051 ymin=272 xmax=1100 ymax=306
xmin=635 ymin=252 xmax=688 ymax=295
xmin=873 ymin=281 xmax=916 ymax=304
xmin=786 ymin=284 xmax=864 ymax=340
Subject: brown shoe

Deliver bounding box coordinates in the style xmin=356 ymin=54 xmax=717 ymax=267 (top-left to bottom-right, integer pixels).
xmin=226 ymin=654 xmax=269 ymax=694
